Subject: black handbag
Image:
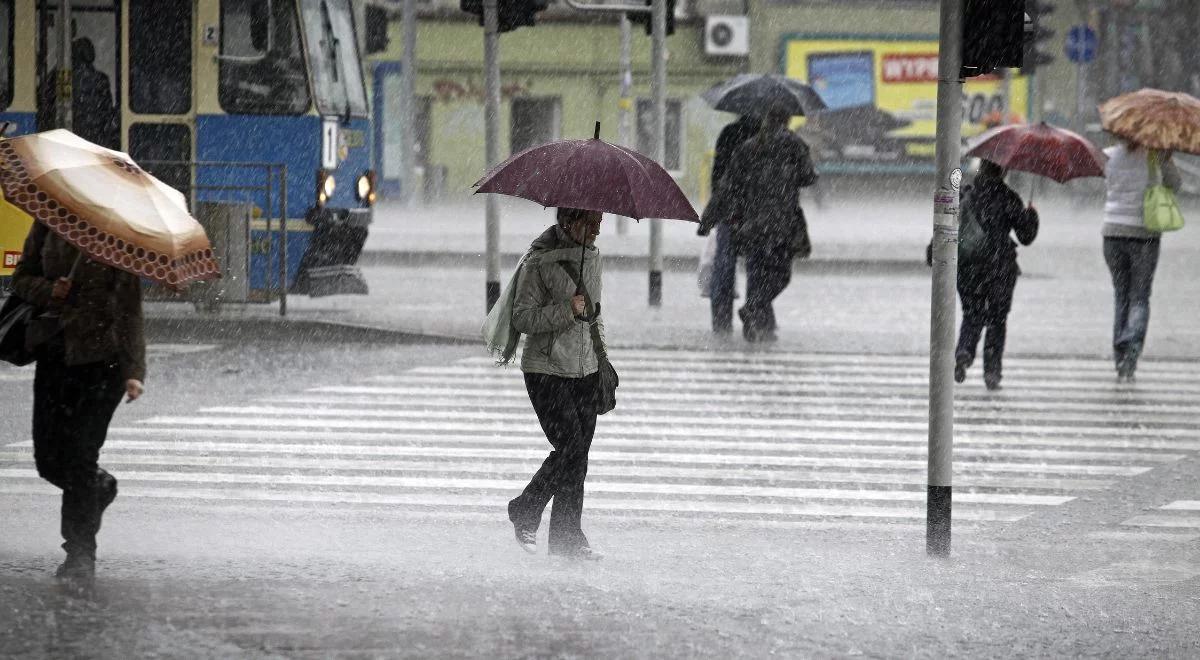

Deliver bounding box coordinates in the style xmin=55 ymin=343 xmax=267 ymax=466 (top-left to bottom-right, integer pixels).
xmin=0 ymin=293 xmax=36 ymax=367
xmin=559 ymin=260 xmax=619 ymax=415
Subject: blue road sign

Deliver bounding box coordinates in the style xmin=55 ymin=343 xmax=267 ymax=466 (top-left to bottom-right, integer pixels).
xmin=1065 ymin=25 xmax=1099 ymax=64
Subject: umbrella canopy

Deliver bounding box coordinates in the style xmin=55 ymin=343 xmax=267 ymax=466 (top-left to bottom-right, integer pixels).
xmin=473 ymin=124 xmax=698 ymax=222
xmin=0 ymin=130 xmax=218 ymax=289
xmin=1100 ymin=88 xmax=1200 ymax=155
xmin=965 ymin=122 xmax=1106 ymax=183
xmin=701 ymin=74 xmax=827 ymax=118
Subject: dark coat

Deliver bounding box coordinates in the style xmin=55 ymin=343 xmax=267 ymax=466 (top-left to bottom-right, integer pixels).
xmin=699 ymin=117 xmax=761 ymax=236
xmin=37 ymin=65 xmax=119 ymax=149
xmin=11 ymin=223 xmax=146 ymax=382
xmin=960 ymin=176 xmax=1039 ymax=280
xmin=712 ymin=127 xmax=818 ymax=248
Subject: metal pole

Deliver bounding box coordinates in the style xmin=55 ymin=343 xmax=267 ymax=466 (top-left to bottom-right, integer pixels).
xmin=56 ymin=0 xmax=72 ymax=130
xmin=279 ymin=165 xmax=288 ymax=317
xmin=483 ymin=0 xmax=502 ymax=311
xmin=648 ymin=0 xmax=666 ymax=307
xmin=1075 ymin=60 xmax=1085 ymax=132
xmin=927 ymin=0 xmax=964 ymax=559
xmin=400 ymin=0 xmax=418 ymax=206
xmin=616 ymin=13 xmax=633 ymax=236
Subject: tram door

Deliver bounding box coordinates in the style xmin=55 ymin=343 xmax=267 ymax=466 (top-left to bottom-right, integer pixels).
xmin=124 ymin=0 xmax=194 ymax=200
xmin=36 ymin=0 xmax=121 ymax=150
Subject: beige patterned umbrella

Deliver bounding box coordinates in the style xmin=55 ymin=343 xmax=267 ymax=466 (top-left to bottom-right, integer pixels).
xmin=0 ymin=129 xmax=219 ymax=289
xmin=1099 ymin=88 xmax=1200 ymax=155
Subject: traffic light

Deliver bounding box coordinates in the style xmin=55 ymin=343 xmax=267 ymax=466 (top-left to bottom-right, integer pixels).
xmin=627 ymin=0 xmax=675 ymax=37
xmin=1022 ymin=1 xmax=1057 ymax=74
xmin=460 ymin=0 xmax=549 ymax=33
xmin=961 ymin=0 xmax=1025 ymax=78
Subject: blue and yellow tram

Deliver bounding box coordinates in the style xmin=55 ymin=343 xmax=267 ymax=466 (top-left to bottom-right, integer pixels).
xmin=0 ymin=0 xmax=375 ymax=297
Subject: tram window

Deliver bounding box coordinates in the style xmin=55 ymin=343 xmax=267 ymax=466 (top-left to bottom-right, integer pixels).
xmin=299 ymin=0 xmax=367 ymax=117
xmin=219 ymin=0 xmax=310 ymax=115
xmin=130 ymin=0 xmax=192 ymax=115
xmin=0 ymin=0 xmax=12 ymax=111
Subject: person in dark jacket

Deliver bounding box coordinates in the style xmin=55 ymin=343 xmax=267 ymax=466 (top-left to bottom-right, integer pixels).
xmin=700 ymin=114 xmax=761 ymax=335
xmin=954 ymin=159 xmax=1039 ymax=390
xmin=712 ymin=102 xmax=818 ymax=342
xmin=37 ymin=38 xmax=119 ymax=149
xmin=507 ymin=207 xmax=606 ymax=561
xmin=11 ymin=222 xmax=146 ymax=588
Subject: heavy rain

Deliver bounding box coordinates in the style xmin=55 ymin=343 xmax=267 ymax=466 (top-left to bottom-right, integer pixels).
xmin=2 ymin=0 xmax=1200 ymax=657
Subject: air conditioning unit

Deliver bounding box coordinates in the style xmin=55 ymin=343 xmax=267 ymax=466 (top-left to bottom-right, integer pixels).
xmin=705 ymin=15 xmax=749 ymax=57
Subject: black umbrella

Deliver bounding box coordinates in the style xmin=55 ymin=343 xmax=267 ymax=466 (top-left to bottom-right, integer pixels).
xmin=701 ymin=74 xmax=828 ymax=117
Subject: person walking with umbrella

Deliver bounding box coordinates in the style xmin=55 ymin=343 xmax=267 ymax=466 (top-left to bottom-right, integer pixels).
xmin=952 ymin=159 xmax=1039 ymax=390
xmin=0 ymin=130 xmax=219 ymax=589
xmin=710 ymin=101 xmax=818 ymax=342
xmin=475 ymin=123 xmax=696 ymax=559
xmin=1098 ymin=89 xmax=1198 ymax=382
xmin=942 ymin=122 xmax=1106 ymax=389
xmin=699 ymin=113 xmax=760 ymax=336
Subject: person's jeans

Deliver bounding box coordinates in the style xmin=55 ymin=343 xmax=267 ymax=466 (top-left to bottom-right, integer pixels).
xmin=956 ymin=266 xmax=1017 ymax=382
xmin=710 ymin=223 xmax=737 ymax=333
xmin=509 ymin=372 xmax=599 ymax=554
xmin=33 ymin=350 xmax=125 ymax=559
xmin=741 ymin=241 xmax=793 ymax=341
xmin=1103 ymin=236 xmax=1161 ymax=371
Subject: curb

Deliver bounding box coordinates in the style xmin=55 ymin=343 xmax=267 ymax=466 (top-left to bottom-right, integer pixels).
xmin=360 ymin=250 xmax=928 ymax=275
xmin=144 ymin=316 xmax=473 ymax=346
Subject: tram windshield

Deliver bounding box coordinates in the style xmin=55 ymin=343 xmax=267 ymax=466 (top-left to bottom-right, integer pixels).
xmin=219 ymin=0 xmax=311 ymax=115
xmin=298 ymin=0 xmax=367 ymax=118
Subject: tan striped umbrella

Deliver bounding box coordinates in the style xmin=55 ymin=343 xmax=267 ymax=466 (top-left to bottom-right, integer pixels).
xmin=0 ymin=129 xmax=219 ymax=290
xmin=1099 ymin=88 xmax=1200 ymax=155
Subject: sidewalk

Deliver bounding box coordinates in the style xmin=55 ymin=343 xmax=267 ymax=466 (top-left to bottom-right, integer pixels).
xmin=145 ymin=193 xmax=1200 ymax=359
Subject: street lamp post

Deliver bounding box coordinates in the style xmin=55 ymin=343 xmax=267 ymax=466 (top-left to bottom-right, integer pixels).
xmin=483 ymin=0 xmax=502 ymax=312
xmin=400 ymin=0 xmax=418 ymax=206
xmin=928 ymin=0 xmax=964 ymax=558
xmin=648 ymin=0 xmax=666 ymax=307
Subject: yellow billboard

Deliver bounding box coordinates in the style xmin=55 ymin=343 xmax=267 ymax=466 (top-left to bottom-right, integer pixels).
xmin=783 ymin=34 xmax=1031 ymax=172
xmin=1 ymin=196 xmax=34 ymax=277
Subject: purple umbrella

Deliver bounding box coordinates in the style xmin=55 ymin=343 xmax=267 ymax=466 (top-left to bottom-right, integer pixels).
xmin=472 ymin=122 xmax=699 ymax=222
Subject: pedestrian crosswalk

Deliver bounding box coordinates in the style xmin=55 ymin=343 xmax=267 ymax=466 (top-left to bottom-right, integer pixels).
xmin=2 ymin=348 xmax=1199 ymax=532
xmin=0 ymin=343 xmax=220 ymax=382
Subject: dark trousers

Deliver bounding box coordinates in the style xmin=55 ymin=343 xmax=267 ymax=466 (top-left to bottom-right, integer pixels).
xmin=710 ymin=223 xmax=737 ymax=333
xmin=956 ymin=267 xmax=1017 ymax=381
xmin=1103 ymin=236 xmax=1161 ymax=370
xmin=509 ymin=372 xmax=598 ymax=554
xmin=741 ymin=241 xmax=793 ymax=340
xmin=33 ymin=350 xmax=124 ymax=559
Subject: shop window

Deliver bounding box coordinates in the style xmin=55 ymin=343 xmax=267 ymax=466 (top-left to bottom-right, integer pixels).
xmin=219 ymin=0 xmax=311 ymax=115
xmin=636 ymin=98 xmax=683 ymax=172
xmin=130 ymin=0 xmax=192 ymax=115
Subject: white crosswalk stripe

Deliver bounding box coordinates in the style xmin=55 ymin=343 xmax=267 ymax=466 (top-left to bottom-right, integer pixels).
xmin=2 ymin=349 xmax=1197 ymax=530
xmin=1118 ymin=500 xmax=1200 ymax=538
xmin=0 ymin=343 xmax=220 ymax=381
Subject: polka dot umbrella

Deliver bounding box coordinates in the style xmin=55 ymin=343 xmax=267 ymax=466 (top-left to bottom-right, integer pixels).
xmin=0 ymin=129 xmax=219 ymax=290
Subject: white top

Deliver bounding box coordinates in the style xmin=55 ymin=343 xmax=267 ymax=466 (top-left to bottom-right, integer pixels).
xmin=1103 ymin=144 xmax=1181 ymax=229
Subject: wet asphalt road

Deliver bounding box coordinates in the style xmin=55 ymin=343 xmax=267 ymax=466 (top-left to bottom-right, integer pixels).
xmin=2 ymin=339 xmax=1199 ymax=658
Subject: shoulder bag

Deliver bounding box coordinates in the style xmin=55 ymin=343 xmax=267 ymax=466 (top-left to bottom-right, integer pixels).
xmin=559 ymin=260 xmax=619 ymax=415
xmin=1144 ymin=151 xmax=1185 ymax=233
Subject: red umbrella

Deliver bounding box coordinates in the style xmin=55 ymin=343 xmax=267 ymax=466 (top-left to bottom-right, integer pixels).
xmin=965 ymin=122 xmax=1106 ymax=183
xmin=473 ymin=122 xmax=698 ymax=222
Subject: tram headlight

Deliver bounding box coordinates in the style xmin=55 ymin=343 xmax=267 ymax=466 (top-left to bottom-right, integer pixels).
xmin=316 ymin=170 xmax=336 ymax=207
xmin=356 ymin=170 xmax=377 ymax=206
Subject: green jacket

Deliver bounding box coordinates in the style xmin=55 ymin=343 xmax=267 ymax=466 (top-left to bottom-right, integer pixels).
xmin=512 ymin=225 xmax=606 ymax=379
xmin=11 ymin=223 xmax=146 ymax=382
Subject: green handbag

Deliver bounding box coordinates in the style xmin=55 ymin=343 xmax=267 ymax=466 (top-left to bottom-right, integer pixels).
xmin=1144 ymin=151 xmax=1185 ymax=233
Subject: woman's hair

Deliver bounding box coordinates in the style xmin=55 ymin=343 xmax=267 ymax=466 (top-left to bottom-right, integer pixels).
xmin=756 ymin=100 xmax=792 ymax=144
xmin=977 ymin=159 xmax=1005 ymax=180
xmin=557 ymin=207 xmax=592 ymax=226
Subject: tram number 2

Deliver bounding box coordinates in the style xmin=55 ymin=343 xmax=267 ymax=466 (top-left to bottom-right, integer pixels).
xmin=962 ymin=93 xmax=1005 ymax=124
